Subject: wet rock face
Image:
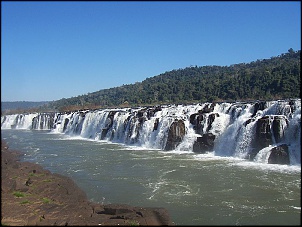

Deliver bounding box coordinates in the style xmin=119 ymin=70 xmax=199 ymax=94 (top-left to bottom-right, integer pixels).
xmin=206 ymin=113 xmax=219 ymax=132
xmin=153 ymin=118 xmax=159 ymax=131
xmin=189 ymin=108 xmax=219 ymax=154
xmin=190 ymin=112 xmax=219 ymax=135
xmin=252 ymin=101 xmax=266 ymax=117
xmin=192 ymin=133 xmax=216 ymax=153
xmin=128 ymin=119 xmax=141 ymax=144
xmin=255 ymin=116 xmax=273 ymax=150
xmin=199 ymin=103 xmax=215 ymax=114
xmin=100 ymin=111 xmax=118 ymax=139
xmin=11 ymin=114 xmax=50 ymax=130
xmin=63 ymin=118 xmax=69 ymax=132
xmin=253 ymin=115 xmax=289 ymax=154
xmin=272 ymin=116 xmax=288 ymax=143
xmin=164 ymin=119 xmax=186 ymax=151
xmin=268 ymin=144 xmax=290 ymax=165
xmin=135 ymin=106 xmax=162 ymax=120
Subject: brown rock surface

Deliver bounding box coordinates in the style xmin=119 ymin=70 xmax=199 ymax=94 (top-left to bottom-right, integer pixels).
xmin=1 ymin=140 xmax=174 ymax=226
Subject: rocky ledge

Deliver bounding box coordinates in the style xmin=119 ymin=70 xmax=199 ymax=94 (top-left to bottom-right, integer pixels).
xmin=1 ymin=140 xmax=174 ymax=226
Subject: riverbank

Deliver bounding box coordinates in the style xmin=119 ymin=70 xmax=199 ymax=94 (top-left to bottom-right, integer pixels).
xmin=1 ymin=140 xmax=174 ymax=226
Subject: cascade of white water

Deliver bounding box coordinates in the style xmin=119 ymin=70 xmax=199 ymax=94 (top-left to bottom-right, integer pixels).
xmin=143 ymin=106 xmax=181 ymax=150
xmin=213 ymin=104 xmax=254 ymax=157
xmin=174 ymin=121 xmax=197 ymax=152
xmin=16 ymin=114 xmax=33 ymax=129
xmin=1 ymin=114 xmax=19 ymax=129
xmin=63 ymin=112 xmax=85 ymax=135
xmin=208 ymin=111 xmax=230 ymax=137
xmin=35 ymin=114 xmax=51 ymax=130
xmin=232 ymin=115 xmax=257 ymax=159
xmin=129 ymin=119 xmax=140 ymax=143
xmin=1 ymin=113 xmax=39 ymax=129
xmin=52 ymin=113 xmax=73 ymax=133
xmin=63 ymin=113 xmax=75 ymax=134
xmin=33 ymin=115 xmax=41 ymax=130
xmin=251 ymin=100 xmax=300 ymax=164
xmin=136 ymin=115 xmax=158 ymax=148
xmin=80 ymin=111 xmax=109 ymax=139
xmin=283 ymin=107 xmax=301 ymax=165
xmin=1 ymin=99 xmax=300 ymax=165
xmin=110 ymin=110 xmax=131 ymax=143
xmin=263 ymin=100 xmax=293 ymax=117
xmin=254 ymin=146 xmax=273 ymax=163
xmin=38 ymin=115 xmax=44 ymax=130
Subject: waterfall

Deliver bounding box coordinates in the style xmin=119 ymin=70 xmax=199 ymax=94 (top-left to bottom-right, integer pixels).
xmin=1 ymin=99 xmax=300 ymax=165
xmin=213 ymin=103 xmax=255 ymax=157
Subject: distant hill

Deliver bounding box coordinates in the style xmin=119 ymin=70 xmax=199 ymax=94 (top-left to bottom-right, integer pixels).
xmin=1 ymin=101 xmax=49 ymax=112
xmin=47 ymin=48 xmax=300 ymax=112
xmin=3 ymin=48 xmax=301 ymax=114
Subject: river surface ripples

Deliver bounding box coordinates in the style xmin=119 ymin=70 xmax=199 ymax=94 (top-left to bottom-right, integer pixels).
xmin=1 ymin=129 xmax=301 ymax=225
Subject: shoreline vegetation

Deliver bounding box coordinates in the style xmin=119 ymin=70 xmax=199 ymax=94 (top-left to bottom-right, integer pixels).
xmin=1 ymin=139 xmax=174 ymax=226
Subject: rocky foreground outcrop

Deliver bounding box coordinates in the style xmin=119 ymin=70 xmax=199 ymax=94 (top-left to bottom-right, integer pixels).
xmin=1 ymin=140 xmax=174 ymax=226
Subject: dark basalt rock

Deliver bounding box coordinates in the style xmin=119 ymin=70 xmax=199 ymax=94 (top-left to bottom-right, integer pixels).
xmin=190 ymin=112 xmax=219 ymax=135
xmin=192 ymin=133 xmax=216 ymax=153
xmin=107 ymin=111 xmax=118 ymax=128
xmin=153 ymin=118 xmax=159 ymax=131
xmin=164 ymin=119 xmax=186 ymax=151
xmin=134 ymin=106 xmax=162 ymax=121
xmin=252 ymin=115 xmax=289 ymax=156
xmin=268 ymin=144 xmax=290 ymax=165
xmin=189 ymin=113 xmax=198 ymax=125
xmin=254 ymin=116 xmax=273 ymax=151
xmin=126 ymin=117 xmax=141 ymax=144
xmin=199 ymin=103 xmax=215 ymax=114
xmin=244 ymin=118 xmax=255 ymax=126
xmin=206 ymin=113 xmax=219 ymax=132
xmin=252 ymin=101 xmax=266 ymax=117
xmin=272 ymin=116 xmax=288 ymax=143
xmin=63 ymin=118 xmax=69 ymax=132
xmin=101 ymin=128 xmax=109 ymax=140
xmin=100 ymin=111 xmax=118 ymax=139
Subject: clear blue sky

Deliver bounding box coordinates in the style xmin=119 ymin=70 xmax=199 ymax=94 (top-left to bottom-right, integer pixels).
xmin=1 ymin=1 xmax=301 ymax=102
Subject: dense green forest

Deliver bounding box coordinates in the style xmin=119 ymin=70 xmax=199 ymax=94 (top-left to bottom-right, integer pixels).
xmin=28 ymin=49 xmax=302 ymax=112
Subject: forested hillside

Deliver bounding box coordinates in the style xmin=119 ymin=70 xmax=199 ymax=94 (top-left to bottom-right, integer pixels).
xmin=1 ymin=101 xmax=49 ymax=114
xmin=38 ymin=49 xmax=302 ymax=112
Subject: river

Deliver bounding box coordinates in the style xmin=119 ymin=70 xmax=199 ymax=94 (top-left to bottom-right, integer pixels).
xmin=1 ymin=129 xmax=300 ymax=225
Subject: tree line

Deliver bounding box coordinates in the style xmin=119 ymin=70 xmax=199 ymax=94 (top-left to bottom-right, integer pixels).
xmin=6 ymin=48 xmax=301 ymax=114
